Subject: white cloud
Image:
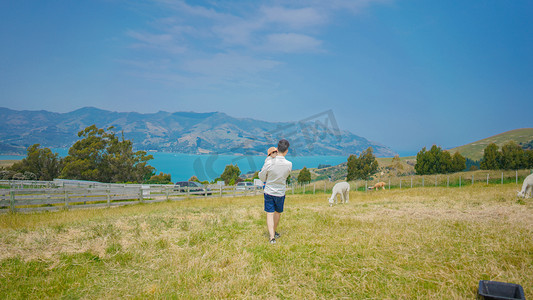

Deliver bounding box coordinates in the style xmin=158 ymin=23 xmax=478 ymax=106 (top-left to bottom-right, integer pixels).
xmin=260 ymin=6 xmax=326 ymax=29
xmin=263 ymin=33 xmax=323 ymax=53
xmin=153 ymin=0 xmax=229 ymax=21
xmin=127 ymin=31 xmax=186 ymax=54
xmin=122 ymin=0 xmax=387 ymax=86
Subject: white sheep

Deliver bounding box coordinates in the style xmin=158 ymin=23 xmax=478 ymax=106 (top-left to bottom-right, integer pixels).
xmin=329 ymin=182 xmax=350 ymax=206
xmin=517 ymin=173 xmax=533 ymax=198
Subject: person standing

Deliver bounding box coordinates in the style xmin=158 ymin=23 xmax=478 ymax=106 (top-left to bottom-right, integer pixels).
xmin=259 ymin=139 xmax=292 ymax=244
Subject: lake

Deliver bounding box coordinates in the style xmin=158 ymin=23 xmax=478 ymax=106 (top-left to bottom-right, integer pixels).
xmin=0 ymin=150 xmax=347 ymax=182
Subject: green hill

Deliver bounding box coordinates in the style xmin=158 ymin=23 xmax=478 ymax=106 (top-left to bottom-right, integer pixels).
xmin=449 ymin=128 xmax=533 ymax=160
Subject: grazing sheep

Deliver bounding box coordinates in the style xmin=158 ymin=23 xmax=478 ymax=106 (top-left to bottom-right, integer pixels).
xmin=368 ymin=181 xmax=386 ymax=191
xmin=517 ymin=173 xmax=533 ymax=198
xmin=329 ymin=182 xmax=350 ymax=206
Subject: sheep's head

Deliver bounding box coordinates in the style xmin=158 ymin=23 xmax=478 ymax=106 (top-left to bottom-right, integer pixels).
xmin=517 ymin=190 xmax=525 ymax=198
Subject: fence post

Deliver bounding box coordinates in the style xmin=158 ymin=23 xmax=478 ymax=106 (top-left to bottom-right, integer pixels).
xmin=422 ymin=177 xmax=424 ymax=187
xmin=487 ymin=174 xmax=489 ymax=185
xmin=303 ymin=184 xmax=306 ymax=194
xmin=220 ymin=185 xmax=222 ymax=197
xmin=400 ymin=179 xmax=402 ymax=189
xmin=411 ymin=177 xmax=413 ymax=188
xmin=472 ymin=174 xmax=474 ymax=185
xmin=447 ymin=176 xmax=449 ymax=188
xmin=435 ymin=175 xmax=437 ymax=187
xmin=9 ymin=190 xmax=15 ymax=213
xmin=388 ymin=178 xmax=391 ymax=190
xmin=166 ymin=186 xmax=170 ymax=201
xmin=107 ymin=189 xmax=111 ymax=207
xmin=501 ymin=172 xmax=503 ymax=185
xmin=64 ymin=188 xmax=69 ymax=209
xmin=516 ymin=170 xmax=518 ymax=184
xmin=365 ymin=181 xmax=367 ymax=192
xmin=313 ymin=184 xmax=315 ymax=194
xmin=233 ymin=185 xmax=236 ymax=197
xmin=324 ymin=182 xmax=326 ymax=193
xmin=187 ymin=186 xmax=190 ymax=199
xmin=292 ymin=184 xmax=294 ymax=195
xmin=139 ymin=186 xmax=143 ymax=203
xmin=459 ymin=176 xmax=461 ymax=188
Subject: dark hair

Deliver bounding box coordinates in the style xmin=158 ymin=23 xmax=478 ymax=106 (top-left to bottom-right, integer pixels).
xmin=277 ymin=139 xmax=290 ymax=153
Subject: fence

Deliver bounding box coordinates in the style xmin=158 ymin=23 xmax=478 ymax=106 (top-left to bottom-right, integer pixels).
xmin=288 ymin=169 xmax=533 ymax=194
xmin=1 ymin=169 xmax=531 ymax=213
xmin=0 ymin=181 xmax=263 ymax=213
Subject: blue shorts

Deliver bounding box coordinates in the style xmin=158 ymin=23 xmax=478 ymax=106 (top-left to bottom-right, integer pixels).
xmin=264 ymin=193 xmax=285 ymax=213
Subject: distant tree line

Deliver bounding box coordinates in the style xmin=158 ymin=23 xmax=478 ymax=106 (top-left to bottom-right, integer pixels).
xmin=2 ymin=125 xmax=171 ymax=184
xmin=415 ymin=145 xmax=466 ymax=175
xmin=480 ymin=141 xmax=533 ymax=170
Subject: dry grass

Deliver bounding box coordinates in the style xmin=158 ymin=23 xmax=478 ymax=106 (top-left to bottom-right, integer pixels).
xmin=0 ymin=160 xmax=17 ymax=169
xmin=1 ymin=185 xmax=532 ymax=299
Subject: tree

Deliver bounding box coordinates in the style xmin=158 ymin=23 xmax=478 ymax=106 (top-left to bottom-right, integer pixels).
xmin=500 ymin=141 xmax=526 ymax=170
xmin=220 ymin=164 xmax=240 ymax=185
xmin=145 ymin=172 xmax=172 ymax=184
xmin=439 ymin=150 xmax=453 ymax=174
xmin=465 ymin=158 xmax=480 ymax=171
xmin=415 ymin=145 xmax=456 ymax=175
xmin=451 ymin=152 xmax=466 ymax=172
xmin=415 ymin=145 xmax=444 ymax=174
xmin=104 ymin=131 xmax=154 ymax=183
xmin=189 ymin=176 xmax=200 ymax=182
xmin=61 ymin=125 xmax=154 ymax=183
xmin=390 ymin=154 xmax=404 ymax=176
xmin=10 ymin=144 xmax=61 ymax=181
xmin=526 ymin=150 xmax=533 ymax=168
xmin=347 ymin=147 xmax=379 ymax=180
xmin=297 ymin=167 xmax=311 ymax=184
xmin=415 ymin=147 xmax=430 ymax=175
xmin=480 ymin=143 xmax=501 ymax=170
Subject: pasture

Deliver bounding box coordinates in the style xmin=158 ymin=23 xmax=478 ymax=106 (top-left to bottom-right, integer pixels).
xmin=1 ymin=184 xmax=532 ymax=298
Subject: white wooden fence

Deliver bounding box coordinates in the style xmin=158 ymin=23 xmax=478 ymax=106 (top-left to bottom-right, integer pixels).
xmin=0 ymin=180 xmax=263 ymax=213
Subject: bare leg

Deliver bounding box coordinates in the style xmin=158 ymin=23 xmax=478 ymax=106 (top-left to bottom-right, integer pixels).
xmin=345 ymin=190 xmax=349 ymax=203
xmin=340 ymin=192 xmax=345 ymax=204
xmin=274 ymin=212 xmax=281 ymax=233
xmin=267 ymin=213 xmax=275 ymax=240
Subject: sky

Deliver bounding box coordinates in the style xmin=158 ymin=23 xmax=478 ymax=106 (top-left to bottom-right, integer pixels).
xmin=1 ymin=0 xmax=532 ymax=155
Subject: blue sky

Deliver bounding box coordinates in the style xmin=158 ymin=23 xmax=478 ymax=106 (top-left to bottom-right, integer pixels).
xmin=1 ymin=0 xmax=532 ymax=155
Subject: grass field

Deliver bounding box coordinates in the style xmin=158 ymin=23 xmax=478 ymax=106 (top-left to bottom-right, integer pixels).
xmin=1 ymin=184 xmax=532 ymax=299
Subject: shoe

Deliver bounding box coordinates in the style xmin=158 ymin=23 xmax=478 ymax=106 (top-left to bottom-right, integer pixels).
xmin=274 ymin=232 xmax=280 ymax=238
xmin=269 ymin=238 xmax=276 ymax=244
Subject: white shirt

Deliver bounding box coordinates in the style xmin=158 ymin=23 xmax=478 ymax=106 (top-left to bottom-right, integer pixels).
xmin=259 ymin=155 xmax=292 ymax=197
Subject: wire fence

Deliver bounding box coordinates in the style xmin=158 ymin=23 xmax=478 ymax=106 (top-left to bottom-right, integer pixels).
xmin=289 ymin=169 xmax=533 ymax=194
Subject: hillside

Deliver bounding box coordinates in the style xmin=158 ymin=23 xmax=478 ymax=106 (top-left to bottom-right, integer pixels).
xmin=0 ymin=107 xmax=396 ymax=157
xmin=448 ymin=128 xmax=533 ymax=160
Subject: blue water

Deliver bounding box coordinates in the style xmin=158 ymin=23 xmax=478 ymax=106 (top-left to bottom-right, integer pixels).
xmin=0 ymin=150 xmax=347 ymax=182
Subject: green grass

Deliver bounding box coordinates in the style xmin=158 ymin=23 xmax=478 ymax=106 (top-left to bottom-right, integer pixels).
xmin=1 ymin=185 xmax=532 ymax=298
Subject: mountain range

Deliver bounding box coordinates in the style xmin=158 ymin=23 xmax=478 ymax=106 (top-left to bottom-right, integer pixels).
xmin=0 ymin=107 xmax=396 ymax=157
